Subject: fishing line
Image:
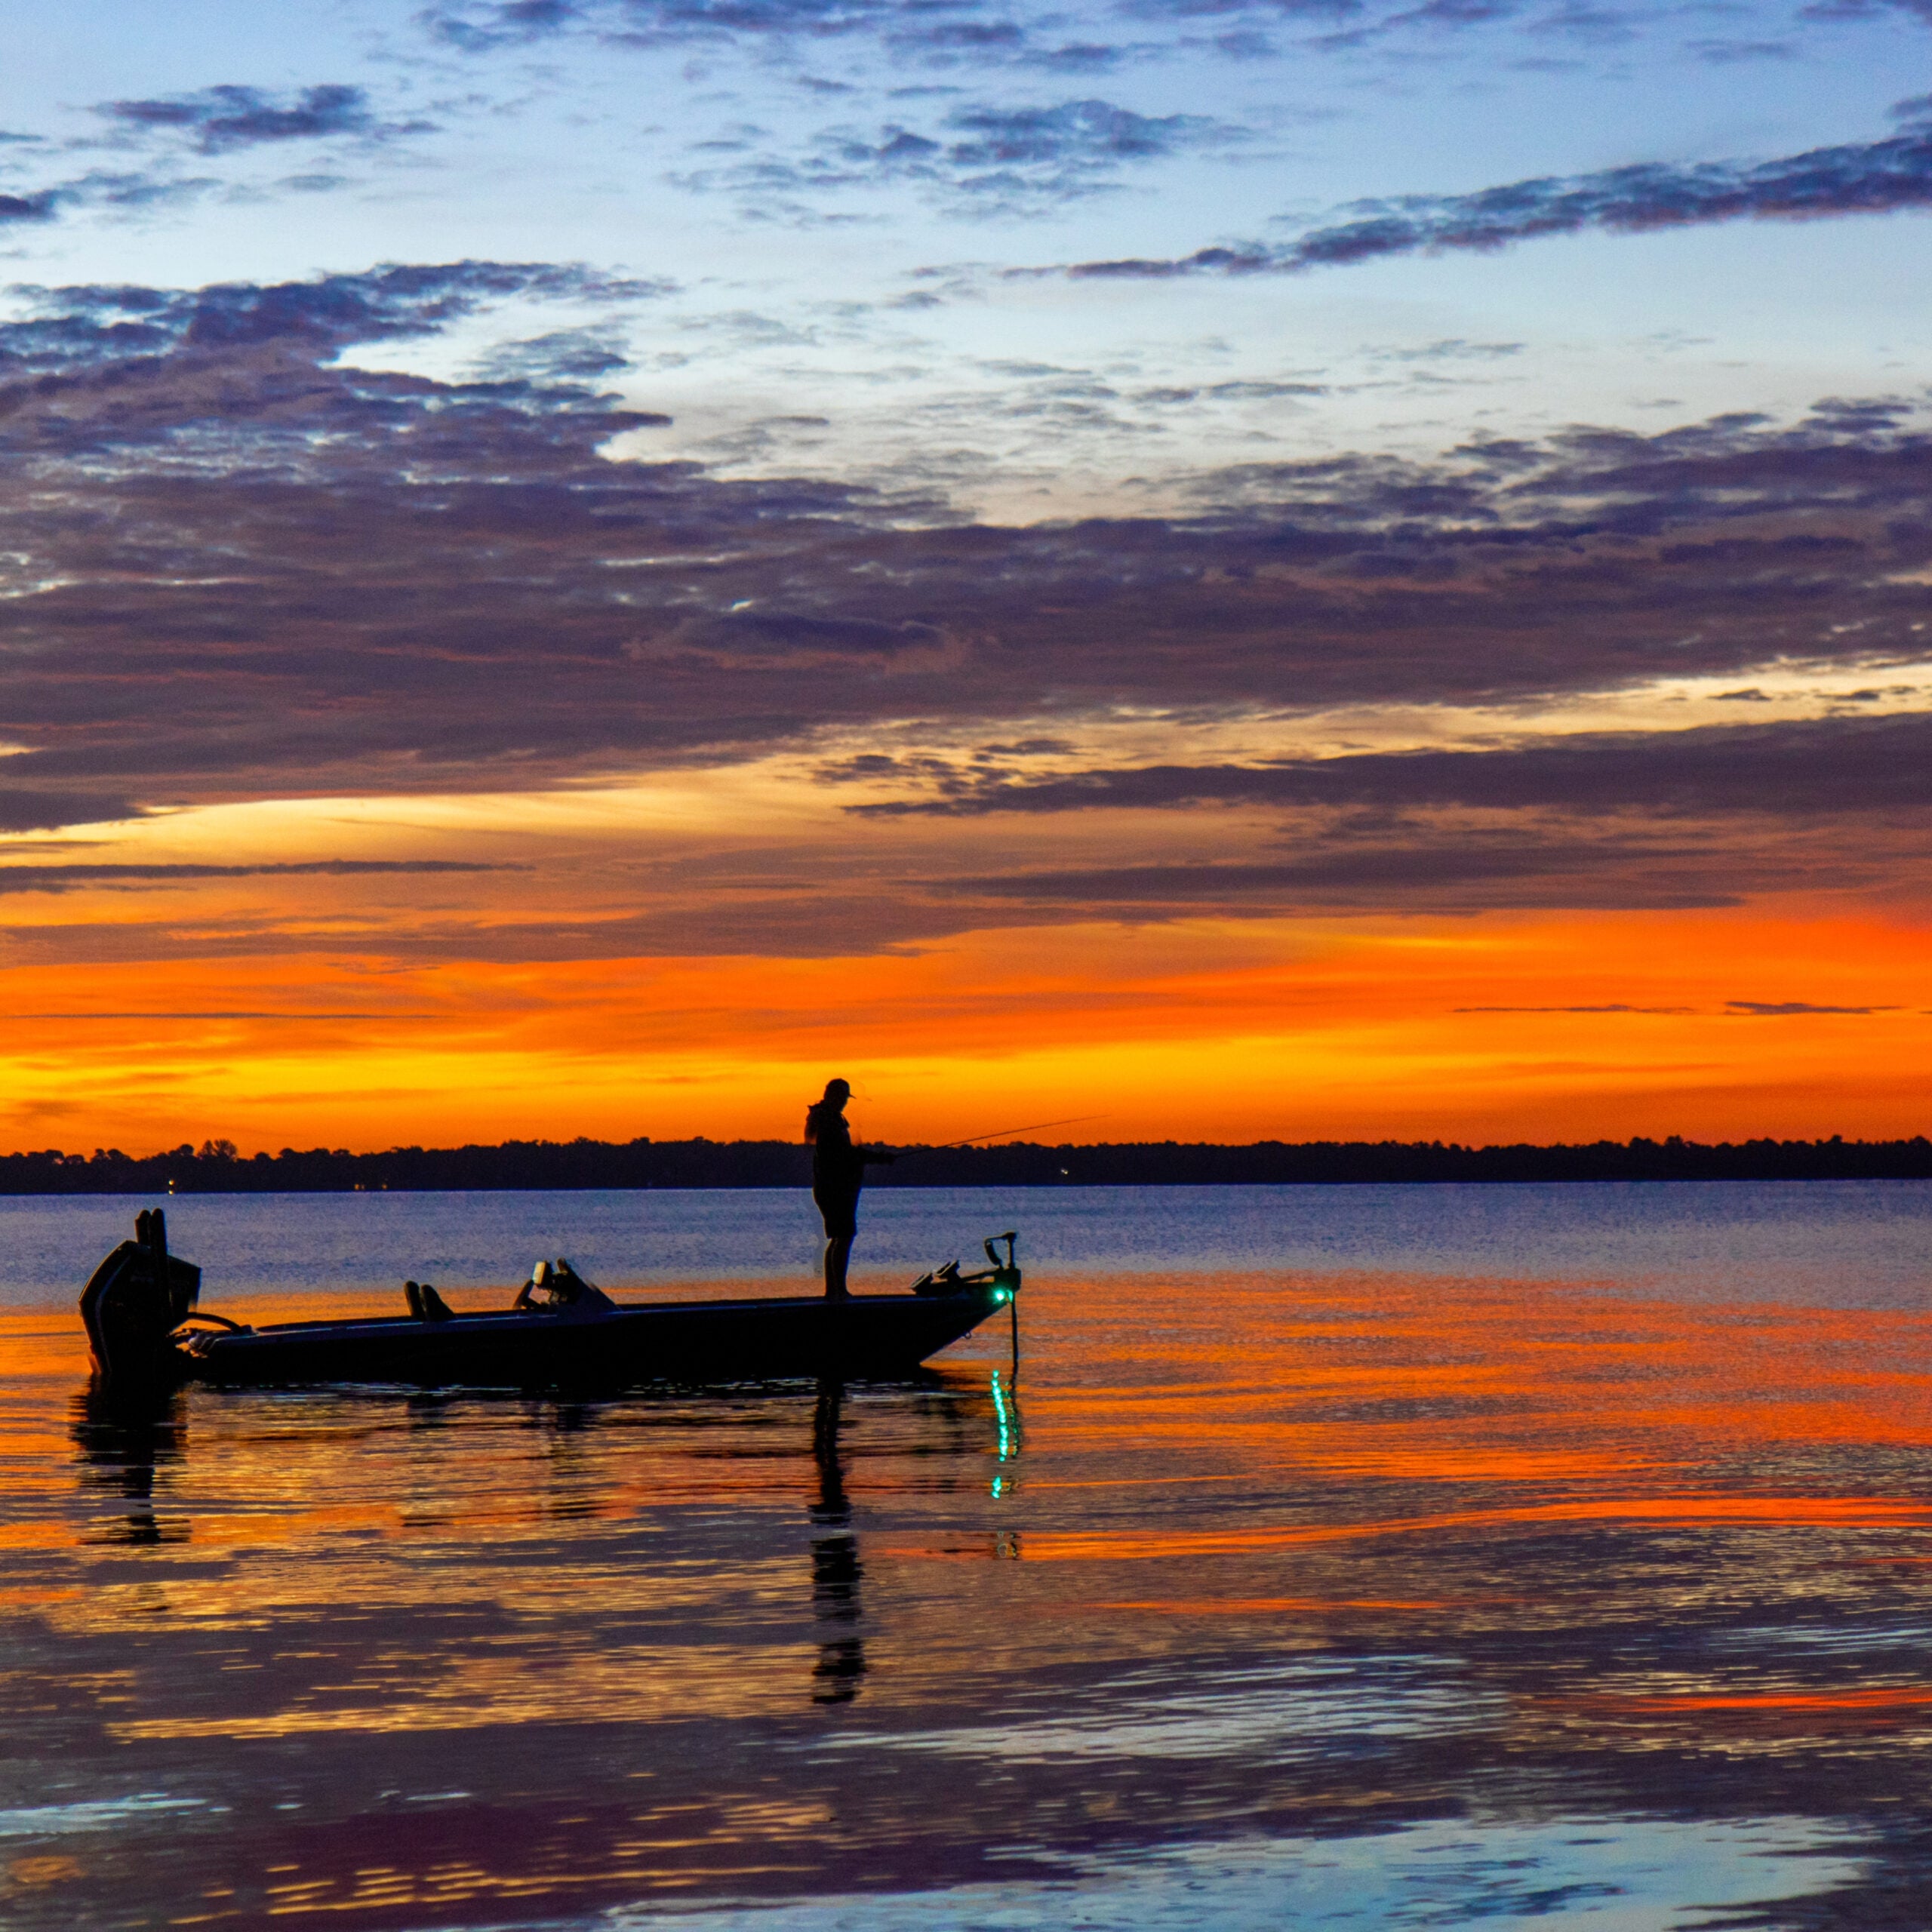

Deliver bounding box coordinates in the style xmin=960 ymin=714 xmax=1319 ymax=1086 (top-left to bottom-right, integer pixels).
xmin=922 ymin=1113 xmax=1109 ymax=1151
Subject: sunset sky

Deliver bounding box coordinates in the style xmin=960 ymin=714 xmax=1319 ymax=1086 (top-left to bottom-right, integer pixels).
xmin=2 ymin=0 xmax=1928 ymax=1152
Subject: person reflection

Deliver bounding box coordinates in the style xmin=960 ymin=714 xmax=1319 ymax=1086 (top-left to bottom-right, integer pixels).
xmin=810 ymin=1378 xmax=866 ymax=1704
xmin=71 ymin=1384 xmax=185 ymax=1547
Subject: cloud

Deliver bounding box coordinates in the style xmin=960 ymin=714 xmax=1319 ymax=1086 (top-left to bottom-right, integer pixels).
xmin=1060 ymin=125 xmax=1932 ymax=278
xmin=923 ymin=832 xmax=1788 ymax=915
xmin=420 ymin=0 xmax=1261 ymax=69
xmin=0 ymin=168 xmax=230 ymax=229
xmin=945 ymin=97 xmax=1224 ymax=170
xmin=844 ymin=712 xmax=1932 ymax=819
xmin=0 ymin=189 xmax=62 ymax=224
xmin=674 ymin=97 xmax=1239 ymax=210
xmin=474 ymin=325 xmax=635 ymax=380
xmin=4 ymin=260 xmax=1931 ymax=878
xmin=884 ymin=18 xmax=1026 ymax=55
xmin=0 ymin=861 xmax=513 ymax=896
xmin=1687 ymin=38 xmax=1797 ymax=63
xmin=0 ymin=791 xmax=139 ymax=833
xmin=1023 ymin=41 xmax=1128 ymax=71
xmin=839 ymin=709 xmax=1932 ymax=924
xmin=1124 ymin=0 xmax=1362 ymax=18
xmin=418 ymin=0 xmax=1822 ymax=74
xmin=98 ymin=84 xmax=431 ymax=154
xmin=424 ymin=0 xmax=900 ymax=49
xmin=422 ymin=0 xmax=585 ymax=49
xmin=10 ymin=1011 xmax=446 ymax=1020
xmin=1455 ymin=1001 xmax=1902 ymax=1016
xmin=1371 ymin=337 xmax=1523 ymax=363
xmin=0 ymin=91 xmax=435 ymax=237
xmin=2 ymin=259 xmax=663 ymax=369
xmin=1724 ymin=999 xmax=1892 ymax=1015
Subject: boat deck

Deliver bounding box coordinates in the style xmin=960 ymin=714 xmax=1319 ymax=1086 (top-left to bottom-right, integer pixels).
xmin=180 ymin=1284 xmax=1011 ymax=1389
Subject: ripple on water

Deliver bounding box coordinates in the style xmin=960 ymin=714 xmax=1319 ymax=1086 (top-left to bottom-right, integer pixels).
xmin=601 ymin=1815 xmax=1867 ymax=1931
xmin=2 ymin=1187 xmax=1930 ymax=1929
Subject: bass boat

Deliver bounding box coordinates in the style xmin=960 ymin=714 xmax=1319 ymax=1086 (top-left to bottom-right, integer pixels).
xmin=81 ymin=1211 xmax=1019 ymax=1392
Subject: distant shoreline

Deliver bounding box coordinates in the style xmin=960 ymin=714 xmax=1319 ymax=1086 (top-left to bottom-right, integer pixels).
xmin=3 ymin=1134 xmax=1929 ymax=1195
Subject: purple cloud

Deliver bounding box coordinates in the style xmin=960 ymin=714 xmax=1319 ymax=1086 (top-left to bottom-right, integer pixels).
xmin=99 ymin=84 xmax=429 ymax=154
xmin=1062 ymin=125 xmax=1932 ymax=278
xmin=0 ymin=860 xmax=512 ymax=895
xmin=2 ymin=256 xmax=1929 ymax=949
xmin=0 ymin=188 xmax=62 ymax=223
xmin=845 ymin=712 xmax=1932 ymax=819
xmin=675 ymin=97 xmax=1238 ymax=210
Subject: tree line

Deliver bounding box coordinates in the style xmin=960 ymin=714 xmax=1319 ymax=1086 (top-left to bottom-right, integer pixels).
xmin=2 ymin=1133 xmax=1929 ymax=1193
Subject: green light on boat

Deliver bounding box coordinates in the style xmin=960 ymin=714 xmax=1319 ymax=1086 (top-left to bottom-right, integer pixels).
xmin=994 ymin=1287 xmax=1011 ymax=1301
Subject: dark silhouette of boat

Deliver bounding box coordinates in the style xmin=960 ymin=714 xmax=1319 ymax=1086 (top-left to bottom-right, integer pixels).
xmin=80 ymin=1211 xmax=1018 ymax=1393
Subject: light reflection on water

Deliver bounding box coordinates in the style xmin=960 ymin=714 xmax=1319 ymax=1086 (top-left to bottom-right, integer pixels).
xmin=612 ymin=1818 xmax=1867 ymax=1931
xmin=2 ymin=1184 xmax=1931 ymax=1927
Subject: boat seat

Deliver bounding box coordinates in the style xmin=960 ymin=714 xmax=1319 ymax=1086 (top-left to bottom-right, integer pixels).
xmin=404 ymin=1280 xmax=454 ymax=1322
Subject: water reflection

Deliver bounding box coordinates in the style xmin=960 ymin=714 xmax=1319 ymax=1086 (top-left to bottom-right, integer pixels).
xmin=810 ymin=1380 xmax=866 ymax=1705
xmin=69 ymin=1383 xmax=188 ymax=1547
xmin=5 ymin=1263 xmax=1932 ymax=1927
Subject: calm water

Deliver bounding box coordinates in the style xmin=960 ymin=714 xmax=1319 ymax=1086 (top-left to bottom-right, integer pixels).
xmin=4 ymin=1182 xmax=1932 ymax=1930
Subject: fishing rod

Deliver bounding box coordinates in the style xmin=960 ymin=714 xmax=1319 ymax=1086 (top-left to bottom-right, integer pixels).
xmin=919 ymin=1113 xmax=1108 ymax=1151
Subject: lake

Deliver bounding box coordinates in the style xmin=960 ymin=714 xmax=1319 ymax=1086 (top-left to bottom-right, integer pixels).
xmin=3 ymin=1182 xmax=1930 ymax=1929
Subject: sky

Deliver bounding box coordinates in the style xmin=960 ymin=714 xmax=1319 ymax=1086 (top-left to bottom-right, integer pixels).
xmin=1 ymin=0 xmax=1929 ymax=1153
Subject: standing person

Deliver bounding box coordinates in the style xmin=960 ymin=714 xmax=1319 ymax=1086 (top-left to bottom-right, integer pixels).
xmin=804 ymin=1078 xmax=895 ymax=1298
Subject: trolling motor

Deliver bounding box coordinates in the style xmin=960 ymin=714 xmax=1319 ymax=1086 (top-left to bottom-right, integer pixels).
xmin=909 ymin=1230 xmax=1020 ymax=1300
xmin=79 ymin=1210 xmax=203 ymax=1389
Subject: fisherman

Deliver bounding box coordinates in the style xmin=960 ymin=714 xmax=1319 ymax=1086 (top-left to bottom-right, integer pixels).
xmin=804 ymin=1078 xmax=896 ymax=1298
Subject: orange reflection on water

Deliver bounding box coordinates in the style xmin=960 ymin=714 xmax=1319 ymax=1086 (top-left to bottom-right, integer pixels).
xmin=109 ymin=1638 xmax=830 ymax=1741
xmin=1013 ymin=1497 xmax=1932 ymax=1564
xmin=1024 ymin=1272 xmax=1932 ymax=1481
xmin=1601 ymin=1687 xmax=1932 ymax=1713
xmin=1091 ymin=1597 xmax=1455 ymax=1614
xmin=1531 ymin=1682 xmax=1932 ymax=1750
xmin=6 ymin=1260 xmax=1932 ymax=1927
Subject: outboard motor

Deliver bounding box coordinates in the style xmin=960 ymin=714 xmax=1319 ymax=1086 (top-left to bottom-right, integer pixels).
xmin=79 ymin=1210 xmax=202 ymax=1389
xmin=512 ymin=1256 xmax=614 ymax=1312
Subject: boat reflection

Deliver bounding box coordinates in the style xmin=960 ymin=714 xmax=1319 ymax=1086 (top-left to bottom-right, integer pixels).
xmin=69 ymin=1382 xmax=188 ymax=1547
xmin=58 ymin=1363 xmax=1004 ymax=1733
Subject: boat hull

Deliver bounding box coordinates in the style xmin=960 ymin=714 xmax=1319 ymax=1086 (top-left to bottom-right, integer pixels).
xmin=178 ymin=1286 xmax=1008 ymax=1390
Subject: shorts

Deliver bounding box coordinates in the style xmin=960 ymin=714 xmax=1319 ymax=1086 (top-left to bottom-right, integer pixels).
xmin=814 ymin=1190 xmax=859 ymax=1239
